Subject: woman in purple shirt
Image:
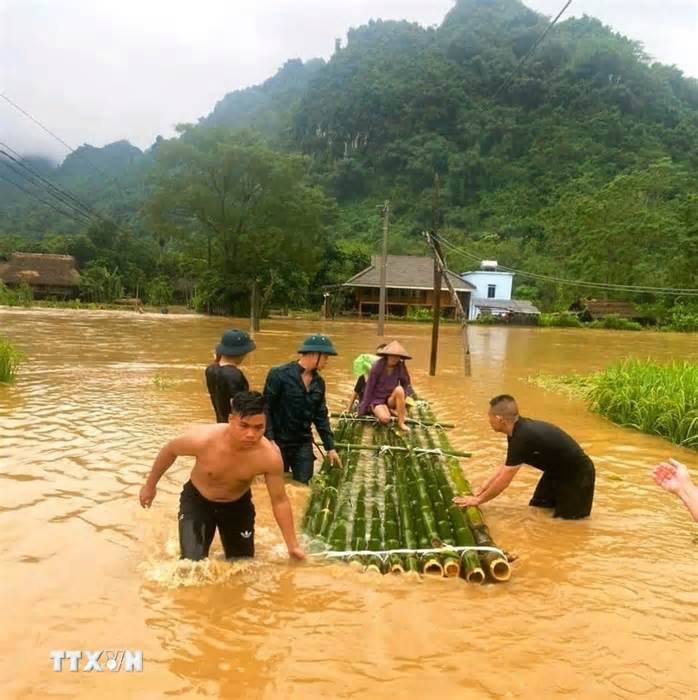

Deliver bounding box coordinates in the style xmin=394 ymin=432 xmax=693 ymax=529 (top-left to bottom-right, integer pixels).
xmin=358 ymin=340 xmax=413 ymax=431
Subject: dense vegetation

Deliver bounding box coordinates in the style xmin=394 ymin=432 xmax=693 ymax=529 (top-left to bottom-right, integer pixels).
xmin=1 ymin=0 xmax=696 ymax=318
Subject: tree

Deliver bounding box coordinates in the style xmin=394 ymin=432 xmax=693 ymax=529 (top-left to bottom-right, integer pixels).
xmin=146 ymin=127 xmax=333 ymax=322
xmin=79 ymin=262 xmax=124 ymax=303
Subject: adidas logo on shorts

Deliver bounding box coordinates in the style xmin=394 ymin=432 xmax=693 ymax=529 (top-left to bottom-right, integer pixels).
xmin=240 ymin=530 xmax=252 ymax=539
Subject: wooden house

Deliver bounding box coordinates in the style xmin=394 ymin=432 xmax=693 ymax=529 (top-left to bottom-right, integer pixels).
xmin=0 ymin=253 xmax=81 ymax=299
xmin=342 ymin=255 xmax=475 ymax=317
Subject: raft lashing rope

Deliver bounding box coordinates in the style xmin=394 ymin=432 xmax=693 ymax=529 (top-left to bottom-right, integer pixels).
xmin=303 ymin=402 xmax=512 ymax=583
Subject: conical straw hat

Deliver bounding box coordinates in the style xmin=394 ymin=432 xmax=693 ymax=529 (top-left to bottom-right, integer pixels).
xmin=377 ymin=340 xmax=411 ymax=360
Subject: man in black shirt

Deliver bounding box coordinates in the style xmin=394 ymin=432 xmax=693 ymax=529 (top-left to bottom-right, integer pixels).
xmin=263 ymin=334 xmax=342 ymax=483
xmin=453 ymin=394 xmax=595 ymax=519
xmin=205 ymin=329 xmax=256 ymax=423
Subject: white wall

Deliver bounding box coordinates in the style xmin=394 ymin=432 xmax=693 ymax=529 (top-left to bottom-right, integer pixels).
xmin=461 ymin=270 xmax=514 ymax=319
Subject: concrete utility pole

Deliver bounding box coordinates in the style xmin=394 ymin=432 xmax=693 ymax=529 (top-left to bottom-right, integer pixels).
xmin=429 ymin=173 xmax=441 ymax=376
xmin=377 ymin=200 xmax=389 ymax=337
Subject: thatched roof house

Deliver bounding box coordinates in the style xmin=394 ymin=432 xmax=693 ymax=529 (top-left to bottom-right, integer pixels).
xmin=569 ymin=298 xmax=642 ymax=322
xmin=0 ymin=253 xmax=80 ymax=298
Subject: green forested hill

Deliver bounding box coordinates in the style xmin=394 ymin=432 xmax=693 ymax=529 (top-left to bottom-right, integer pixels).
xmin=1 ymin=0 xmax=697 ymax=313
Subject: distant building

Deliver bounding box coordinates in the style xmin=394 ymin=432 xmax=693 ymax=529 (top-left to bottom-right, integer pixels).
xmin=462 ymin=260 xmax=539 ymax=320
xmin=341 ymin=255 xmax=475 ymax=317
xmin=0 ymin=252 xmax=80 ymax=299
xmin=569 ymin=298 xmax=646 ymax=323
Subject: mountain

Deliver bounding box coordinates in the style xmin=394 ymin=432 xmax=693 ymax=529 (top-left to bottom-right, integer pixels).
xmin=1 ymin=0 xmax=697 ymax=306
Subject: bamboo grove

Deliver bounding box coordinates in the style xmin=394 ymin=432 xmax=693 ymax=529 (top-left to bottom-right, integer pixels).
xmin=303 ymin=402 xmax=511 ymax=583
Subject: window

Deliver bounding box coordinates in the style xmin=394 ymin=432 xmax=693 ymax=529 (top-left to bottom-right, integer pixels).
xmin=487 ymin=284 xmax=496 ymax=299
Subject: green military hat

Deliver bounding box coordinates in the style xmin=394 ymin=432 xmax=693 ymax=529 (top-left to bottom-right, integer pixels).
xmin=297 ymin=334 xmax=338 ymax=356
xmin=216 ymin=328 xmax=256 ymax=356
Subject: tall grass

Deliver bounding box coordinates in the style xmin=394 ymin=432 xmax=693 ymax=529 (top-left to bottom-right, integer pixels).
xmin=589 ymin=360 xmax=697 ymax=448
xmin=530 ymin=359 xmax=698 ymax=449
xmin=588 ymin=314 xmax=642 ymax=331
xmin=0 ymin=337 xmax=24 ymax=384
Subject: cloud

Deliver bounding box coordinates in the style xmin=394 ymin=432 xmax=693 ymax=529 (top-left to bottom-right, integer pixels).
xmin=1 ymin=0 xmax=695 ymax=161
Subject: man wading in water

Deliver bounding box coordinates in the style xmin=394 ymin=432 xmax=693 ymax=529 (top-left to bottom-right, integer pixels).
xmin=454 ymin=394 xmax=596 ymax=519
xmin=263 ymin=334 xmax=341 ymax=484
xmin=139 ymin=391 xmax=305 ymax=561
xmin=205 ymin=329 xmax=256 ymax=423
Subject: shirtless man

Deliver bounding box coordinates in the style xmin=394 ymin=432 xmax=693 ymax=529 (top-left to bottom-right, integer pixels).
xmin=139 ymin=391 xmax=305 ymax=561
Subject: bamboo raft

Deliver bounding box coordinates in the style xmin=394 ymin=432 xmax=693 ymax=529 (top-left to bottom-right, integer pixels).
xmin=304 ymin=402 xmax=512 ymax=583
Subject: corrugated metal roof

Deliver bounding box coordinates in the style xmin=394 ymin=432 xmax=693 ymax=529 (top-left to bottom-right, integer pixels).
xmin=474 ymin=298 xmax=541 ymax=315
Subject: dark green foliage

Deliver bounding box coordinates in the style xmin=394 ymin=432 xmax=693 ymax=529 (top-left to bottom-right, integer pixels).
xmin=538 ymin=312 xmax=583 ymax=328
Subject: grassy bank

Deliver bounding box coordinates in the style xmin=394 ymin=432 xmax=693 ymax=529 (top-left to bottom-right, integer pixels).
xmin=531 ymin=359 xmax=698 ymax=449
xmin=0 ymin=299 xmax=195 ymax=315
xmin=481 ymin=309 xmax=698 ymax=333
xmin=0 ymin=337 xmax=23 ymax=384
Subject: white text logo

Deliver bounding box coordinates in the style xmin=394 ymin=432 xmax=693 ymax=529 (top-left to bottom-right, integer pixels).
xmin=50 ymin=650 xmax=143 ymax=672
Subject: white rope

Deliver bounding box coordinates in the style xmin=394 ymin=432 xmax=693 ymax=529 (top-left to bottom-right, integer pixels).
xmin=414 ymin=447 xmax=445 ymax=457
xmin=309 ymin=544 xmax=506 ymax=563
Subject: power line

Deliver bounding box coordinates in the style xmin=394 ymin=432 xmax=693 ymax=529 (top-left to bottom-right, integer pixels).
xmin=0 ymin=148 xmax=103 ymax=225
xmin=492 ymin=0 xmax=572 ymax=101
xmin=0 ymin=92 xmax=131 ymax=195
xmin=0 ymin=159 xmax=96 ymax=225
xmin=434 ymin=233 xmax=698 ymax=297
xmin=0 ymin=141 xmax=102 ymax=216
xmin=0 ymin=135 xmax=137 ymax=240
xmin=1 ymin=92 xmax=108 ymax=177
xmin=0 ymin=173 xmax=94 ymax=226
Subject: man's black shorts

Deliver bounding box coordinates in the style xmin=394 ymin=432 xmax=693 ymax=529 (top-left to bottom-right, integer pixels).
xmin=178 ymin=480 xmax=255 ymax=560
xmin=529 ymin=461 xmax=596 ymax=519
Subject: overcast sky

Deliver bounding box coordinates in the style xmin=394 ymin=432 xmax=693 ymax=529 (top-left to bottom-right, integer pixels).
xmin=1 ymin=0 xmax=696 ymax=162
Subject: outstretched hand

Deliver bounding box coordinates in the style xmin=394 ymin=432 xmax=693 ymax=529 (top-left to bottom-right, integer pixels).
xmin=453 ymin=495 xmax=480 ymax=508
xmin=652 ymin=459 xmax=690 ymax=494
xmin=288 ymin=545 xmax=306 ymax=561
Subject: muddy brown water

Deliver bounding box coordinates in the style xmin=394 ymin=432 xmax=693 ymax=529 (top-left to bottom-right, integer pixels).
xmin=0 ymin=308 xmax=696 ymax=699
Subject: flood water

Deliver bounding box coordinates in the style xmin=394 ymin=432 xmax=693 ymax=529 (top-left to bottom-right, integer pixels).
xmin=0 ymin=308 xmax=696 ymax=699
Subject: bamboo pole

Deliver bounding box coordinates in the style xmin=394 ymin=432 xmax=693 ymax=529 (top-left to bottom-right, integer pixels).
xmin=421 ymin=406 xmax=510 ymax=582
xmin=393 ymin=447 xmax=420 ymax=573
xmin=379 ymin=428 xmax=404 ymax=574
xmin=406 ymin=428 xmax=462 ymax=577
xmin=365 ymin=451 xmax=384 ymax=573
xmin=448 ymin=461 xmax=511 ymax=583
xmin=415 ymin=423 xmax=480 ymax=580
xmin=302 ymin=418 xmax=351 ymax=533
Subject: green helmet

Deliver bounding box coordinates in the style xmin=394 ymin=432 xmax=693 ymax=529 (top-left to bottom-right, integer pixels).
xmin=297 ymin=334 xmax=338 ymax=356
xmin=216 ymin=328 xmax=256 ymax=357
